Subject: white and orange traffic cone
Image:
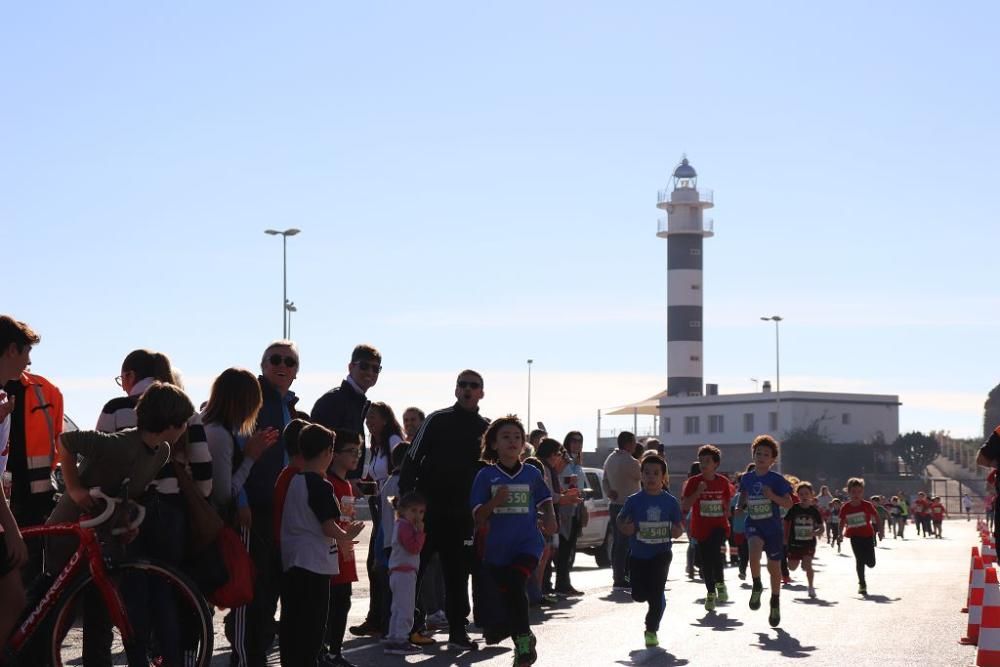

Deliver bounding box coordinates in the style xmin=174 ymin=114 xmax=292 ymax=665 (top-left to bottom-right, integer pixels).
xmin=968 ymin=547 xmax=984 ymax=613
xmin=977 ymin=568 xmax=1000 ymax=665
xmin=963 ymin=557 xmax=990 ymax=645
xmin=986 ymin=542 xmax=998 ymax=567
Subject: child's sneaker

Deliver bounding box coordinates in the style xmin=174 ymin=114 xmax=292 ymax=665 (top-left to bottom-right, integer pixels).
xmin=858 ymin=583 xmax=867 ymax=596
xmin=513 ymin=633 xmax=537 ymax=666
xmin=716 ymin=582 xmax=729 ymax=603
xmin=768 ymin=598 xmax=781 ymax=627
xmin=807 ymin=585 xmax=816 ymax=599
xmin=384 ymin=641 xmax=421 ymax=655
xmin=644 ymin=631 xmax=659 ymax=648
xmin=738 ymin=570 xmax=747 ymax=580
xmin=749 ymin=582 xmax=763 ymax=610
xmin=704 ymin=591 xmax=717 ymax=611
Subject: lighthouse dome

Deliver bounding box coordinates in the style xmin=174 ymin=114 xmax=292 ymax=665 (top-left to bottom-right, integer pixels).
xmin=673 ymin=158 xmax=697 ymax=179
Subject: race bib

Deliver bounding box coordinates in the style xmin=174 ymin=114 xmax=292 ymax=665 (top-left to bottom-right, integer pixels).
xmin=492 ymin=484 xmax=531 ymax=514
xmin=638 ymin=521 xmax=672 ymax=544
xmin=700 ymin=499 xmax=724 ymax=517
xmin=748 ymin=498 xmax=773 ymax=520
xmin=846 ymin=512 xmax=866 ymax=529
xmin=794 ymin=523 xmax=814 ymax=541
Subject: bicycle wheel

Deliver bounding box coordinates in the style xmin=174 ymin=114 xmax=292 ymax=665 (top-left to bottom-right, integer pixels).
xmin=51 ymin=558 xmax=213 ymax=667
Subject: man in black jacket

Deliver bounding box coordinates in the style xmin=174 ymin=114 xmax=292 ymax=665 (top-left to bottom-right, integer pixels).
xmin=311 ymin=344 xmax=380 ymax=481
xmin=400 ymin=370 xmax=489 ymax=651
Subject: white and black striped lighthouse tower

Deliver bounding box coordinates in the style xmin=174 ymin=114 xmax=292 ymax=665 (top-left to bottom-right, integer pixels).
xmin=656 ymin=156 xmax=714 ymax=397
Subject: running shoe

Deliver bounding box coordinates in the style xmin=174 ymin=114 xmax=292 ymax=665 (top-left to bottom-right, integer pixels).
xmin=749 ymin=583 xmax=763 ymax=610
xmin=768 ymin=599 xmax=780 ymax=627
xmin=738 ymin=570 xmax=747 ymax=580
xmin=807 ymin=586 xmax=816 ymax=599
xmin=384 ymin=642 xmax=421 ymax=655
xmin=705 ymin=591 xmax=717 ymax=611
xmin=858 ymin=584 xmax=867 ymax=596
xmin=644 ymin=631 xmax=659 ymax=648
xmin=513 ymin=633 xmax=537 ymax=666
xmin=447 ymin=634 xmax=479 ymax=651
xmin=716 ymin=582 xmax=729 ymax=603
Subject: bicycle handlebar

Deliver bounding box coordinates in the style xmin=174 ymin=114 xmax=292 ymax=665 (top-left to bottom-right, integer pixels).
xmin=78 ymin=487 xmax=146 ymax=534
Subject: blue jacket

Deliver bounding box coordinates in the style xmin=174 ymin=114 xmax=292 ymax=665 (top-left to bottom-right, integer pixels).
xmin=243 ymin=376 xmax=298 ymax=509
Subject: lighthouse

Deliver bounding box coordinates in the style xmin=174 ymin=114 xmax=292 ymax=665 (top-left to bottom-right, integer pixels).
xmin=657 ymin=157 xmax=714 ymax=397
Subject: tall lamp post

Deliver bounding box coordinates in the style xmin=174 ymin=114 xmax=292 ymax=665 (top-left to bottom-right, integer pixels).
xmin=285 ymin=301 xmax=297 ymax=338
xmin=264 ymin=228 xmax=301 ymax=337
xmin=760 ymin=315 xmax=783 ymax=432
xmin=527 ymin=359 xmax=534 ymax=431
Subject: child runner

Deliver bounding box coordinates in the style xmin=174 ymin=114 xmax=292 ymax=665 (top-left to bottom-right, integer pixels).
xmin=870 ymin=495 xmax=889 ymax=546
xmin=783 ymin=482 xmax=824 ymax=599
xmin=617 ymin=454 xmax=684 ymax=649
xmin=384 ymin=492 xmax=428 ymax=656
xmin=278 ymin=425 xmax=364 ymax=667
xmin=681 ymin=445 xmax=732 ymax=611
xmin=471 ymin=416 xmax=557 ymax=667
xmin=839 ymin=477 xmax=883 ymax=596
xmin=930 ymin=496 xmax=947 ymax=538
xmin=828 ymin=499 xmax=843 ymax=552
xmin=738 ymin=435 xmax=793 ymax=627
xmin=896 ymin=493 xmax=909 ymax=539
xmin=913 ymin=491 xmax=930 ymax=537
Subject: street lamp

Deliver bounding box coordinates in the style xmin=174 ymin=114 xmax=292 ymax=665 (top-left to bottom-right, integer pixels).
xmin=264 ymin=228 xmax=301 ymax=337
xmin=760 ymin=315 xmax=783 ymax=432
xmin=750 ymin=377 xmax=759 ymax=392
xmin=285 ymin=301 xmax=297 ymax=338
xmin=527 ymin=359 xmax=534 ymax=431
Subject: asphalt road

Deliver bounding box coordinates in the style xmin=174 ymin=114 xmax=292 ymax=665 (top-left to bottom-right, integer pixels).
xmin=197 ymin=518 xmax=979 ymax=666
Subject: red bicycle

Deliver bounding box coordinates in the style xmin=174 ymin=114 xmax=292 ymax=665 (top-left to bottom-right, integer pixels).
xmin=2 ymin=486 xmax=213 ymax=666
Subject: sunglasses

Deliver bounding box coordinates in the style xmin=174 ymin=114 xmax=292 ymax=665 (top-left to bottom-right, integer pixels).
xmin=457 ymin=380 xmax=482 ymax=390
xmin=355 ymin=360 xmax=382 ymax=374
xmin=268 ymin=354 xmax=298 ymax=368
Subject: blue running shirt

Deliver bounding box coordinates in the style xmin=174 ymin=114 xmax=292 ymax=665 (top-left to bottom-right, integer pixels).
xmin=738 ymin=470 xmax=792 ymax=530
xmin=617 ymin=490 xmax=683 ymax=559
xmin=470 ymin=463 xmax=552 ymax=566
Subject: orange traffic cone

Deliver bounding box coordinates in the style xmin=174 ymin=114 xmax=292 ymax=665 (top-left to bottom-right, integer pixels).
xmin=987 ymin=543 xmax=998 ymax=567
xmin=968 ymin=547 xmax=985 ymax=613
xmin=963 ymin=558 xmax=989 ymax=645
xmin=977 ymin=568 xmax=1000 ymax=665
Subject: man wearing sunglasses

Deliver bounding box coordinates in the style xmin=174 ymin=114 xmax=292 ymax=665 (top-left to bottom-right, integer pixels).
xmin=241 ymin=339 xmax=301 ymax=667
xmin=400 ymin=370 xmax=489 ymax=651
xmin=311 ymin=344 xmax=381 ymax=483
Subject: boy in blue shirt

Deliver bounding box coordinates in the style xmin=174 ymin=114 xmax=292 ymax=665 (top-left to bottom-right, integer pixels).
xmin=617 ymin=454 xmax=684 ymax=649
xmin=738 ymin=435 xmax=793 ymax=627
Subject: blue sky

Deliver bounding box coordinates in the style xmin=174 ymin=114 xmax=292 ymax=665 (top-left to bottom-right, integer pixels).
xmin=4 ymin=2 xmax=998 ymax=444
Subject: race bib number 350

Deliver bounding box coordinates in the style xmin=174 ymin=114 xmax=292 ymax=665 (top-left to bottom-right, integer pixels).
xmin=638 ymin=521 xmax=672 ymax=544
xmin=492 ymin=484 xmax=531 ymax=514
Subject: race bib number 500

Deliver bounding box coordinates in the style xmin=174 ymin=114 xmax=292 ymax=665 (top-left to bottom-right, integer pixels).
xmin=492 ymin=484 xmax=531 ymax=514
xmin=748 ymin=498 xmax=773 ymax=520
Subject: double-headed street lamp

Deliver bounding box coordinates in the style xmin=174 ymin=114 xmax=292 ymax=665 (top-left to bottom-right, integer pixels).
xmin=265 ymin=228 xmax=301 ymax=337
xmin=527 ymin=359 xmax=534 ymax=431
xmin=285 ymin=301 xmax=297 ymax=338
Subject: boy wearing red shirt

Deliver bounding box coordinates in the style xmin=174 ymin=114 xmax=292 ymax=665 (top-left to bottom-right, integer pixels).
xmin=913 ymin=491 xmax=931 ymax=537
xmin=929 ymin=496 xmax=946 ymax=539
xmin=681 ymin=445 xmax=732 ymax=611
xmin=839 ymin=478 xmax=883 ymax=596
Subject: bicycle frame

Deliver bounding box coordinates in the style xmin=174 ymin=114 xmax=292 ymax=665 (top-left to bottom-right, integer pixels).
xmin=6 ymin=521 xmax=134 ymax=657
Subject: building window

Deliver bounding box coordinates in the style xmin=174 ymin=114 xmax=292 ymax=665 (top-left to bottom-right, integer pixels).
xmin=690 ymin=355 xmax=700 ymax=362
xmin=690 ymin=248 xmax=701 ymax=256
xmin=768 ymin=411 xmax=777 ymax=431
xmin=743 ymin=413 xmax=754 ymax=433
xmin=684 ymin=416 xmax=700 ymax=434
xmin=663 ymin=417 xmax=671 ymax=433
xmin=708 ymin=415 xmax=724 ymax=433
xmin=691 ymin=284 xmax=701 ymax=290
xmin=842 ymin=412 xmax=851 ymax=425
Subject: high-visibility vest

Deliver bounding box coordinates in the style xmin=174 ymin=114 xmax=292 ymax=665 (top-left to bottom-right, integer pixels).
xmin=17 ymin=371 xmax=63 ymax=495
